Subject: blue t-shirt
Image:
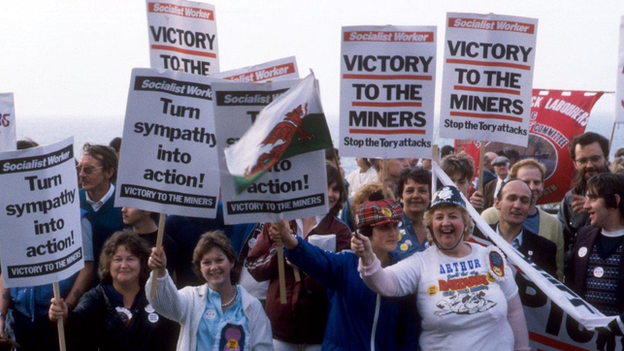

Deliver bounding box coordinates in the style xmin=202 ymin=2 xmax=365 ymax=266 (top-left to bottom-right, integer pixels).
xmin=196 ymin=286 xmax=249 ymax=351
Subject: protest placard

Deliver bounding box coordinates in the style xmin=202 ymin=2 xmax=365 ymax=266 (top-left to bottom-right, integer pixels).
xmin=213 ymin=56 xmax=299 ymax=82
xmin=0 ymin=137 xmax=83 ymax=288
xmin=222 ymin=74 xmax=332 ymax=223
xmin=440 ymin=13 xmax=538 ymax=147
xmin=339 ymin=25 xmax=436 ymax=158
xmin=214 ymin=79 xmax=317 ymax=224
xmin=615 ymin=16 xmax=624 ymax=124
xmin=0 ymin=93 xmax=16 ymax=151
xmin=115 ymin=68 xmax=219 ymax=218
xmin=456 ymin=89 xmax=604 ymax=204
xmin=146 ymin=0 xmax=219 ymax=75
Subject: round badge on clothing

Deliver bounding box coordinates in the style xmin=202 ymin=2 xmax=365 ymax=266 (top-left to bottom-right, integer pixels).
xmin=148 ymin=313 xmax=159 ymax=323
xmin=144 ymin=304 xmax=155 ymax=313
xmin=594 ymin=267 xmax=604 ymax=278
xmin=578 ymin=247 xmax=588 ymax=258
xmin=400 ymin=243 xmax=408 ymax=251
xmin=205 ymin=308 xmax=217 ymax=320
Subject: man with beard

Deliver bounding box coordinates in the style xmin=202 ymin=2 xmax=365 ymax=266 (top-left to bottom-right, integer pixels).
xmin=558 ymin=132 xmax=610 ymax=264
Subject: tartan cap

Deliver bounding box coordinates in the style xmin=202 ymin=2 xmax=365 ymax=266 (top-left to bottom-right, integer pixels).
xmin=356 ymin=199 xmax=403 ymax=228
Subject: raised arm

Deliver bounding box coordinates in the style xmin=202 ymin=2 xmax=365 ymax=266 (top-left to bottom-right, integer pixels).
xmin=351 ymin=232 xmax=400 ymax=296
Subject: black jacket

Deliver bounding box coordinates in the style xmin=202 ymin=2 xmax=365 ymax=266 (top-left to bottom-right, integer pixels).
xmin=67 ymin=284 xmax=178 ymax=351
xmin=474 ymin=224 xmax=558 ymax=277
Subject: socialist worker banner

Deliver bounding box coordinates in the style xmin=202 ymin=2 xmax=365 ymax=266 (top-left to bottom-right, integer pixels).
xmin=212 ymin=56 xmax=299 ymax=82
xmin=115 ymin=68 xmax=220 ymax=218
xmin=615 ymin=16 xmax=624 ymax=124
xmin=146 ymin=0 xmax=219 ymax=75
xmin=0 ymin=137 xmax=84 ymax=288
xmin=339 ymin=25 xmax=437 ymax=159
xmin=455 ymin=89 xmax=604 ymax=204
xmin=440 ymin=13 xmax=537 ymax=147
xmin=0 ymin=93 xmax=16 ymax=151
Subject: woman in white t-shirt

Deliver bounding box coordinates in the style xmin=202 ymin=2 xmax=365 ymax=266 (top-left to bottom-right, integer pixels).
xmin=351 ymin=185 xmax=530 ymax=351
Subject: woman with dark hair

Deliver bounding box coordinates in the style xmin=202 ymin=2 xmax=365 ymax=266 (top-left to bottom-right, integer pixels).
xmin=268 ymin=189 xmax=419 ymax=350
xmin=352 ymin=185 xmax=530 ymax=351
xmin=246 ymin=163 xmax=351 ymax=350
xmin=392 ymin=167 xmax=432 ymax=261
xmin=48 ymin=230 xmax=177 ymax=351
xmin=146 ymin=231 xmax=272 ymax=351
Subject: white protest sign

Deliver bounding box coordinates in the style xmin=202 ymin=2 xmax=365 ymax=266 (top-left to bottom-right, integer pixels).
xmin=213 ymin=79 xmax=329 ymax=224
xmin=146 ymin=0 xmax=219 ymax=75
xmin=213 ymin=56 xmax=299 ymax=82
xmin=615 ymin=16 xmax=624 ymax=124
xmin=0 ymin=137 xmax=83 ymax=288
xmin=0 ymin=93 xmax=16 ymax=151
xmin=339 ymin=26 xmax=436 ymax=158
xmin=115 ymin=68 xmax=219 ymax=218
xmin=439 ymin=13 xmax=537 ymax=147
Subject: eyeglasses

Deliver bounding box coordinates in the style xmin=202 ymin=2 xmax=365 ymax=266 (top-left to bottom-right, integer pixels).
xmin=76 ymin=166 xmax=103 ymax=174
xmin=574 ymin=155 xmax=603 ymax=166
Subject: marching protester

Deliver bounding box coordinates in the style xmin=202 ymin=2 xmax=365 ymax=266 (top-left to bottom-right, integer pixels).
xmin=49 ymin=230 xmax=177 ymax=351
xmin=558 ymin=132 xmax=610 ymax=265
xmin=392 ymin=167 xmax=432 ymax=260
xmin=567 ymin=173 xmax=624 ymax=316
xmin=347 ymin=157 xmax=377 ymax=198
xmin=352 ymin=185 xmax=530 ymax=351
xmin=78 ymin=143 xmax=125 ymax=282
xmin=481 ymin=158 xmax=565 ymax=280
xmin=440 ymin=153 xmax=485 ymax=211
xmin=0 ymin=139 xmax=94 ymax=350
xmin=476 ymin=180 xmax=558 ymax=277
xmin=268 ymin=195 xmax=419 ymax=350
xmin=121 ymin=207 xmax=179 ymax=277
xmin=372 ymin=158 xmax=410 ymax=193
xmin=146 ymin=230 xmax=272 ymax=351
xmin=246 ymin=164 xmax=351 ymax=350
xmin=482 ymin=155 xmax=511 ymax=210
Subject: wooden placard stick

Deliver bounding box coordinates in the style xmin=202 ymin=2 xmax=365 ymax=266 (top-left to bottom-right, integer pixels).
xmin=52 ymin=282 xmax=67 ymax=351
xmin=149 ymin=213 xmax=167 ymax=299
xmin=431 ymin=145 xmax=439 ymax=194
xmin=276 ymin=221 xmax=288 ymax=304
xmin=609 ymin=122 xmax=617 ymax=150
xmin=477 ymin=143 xmax=486 ymax=192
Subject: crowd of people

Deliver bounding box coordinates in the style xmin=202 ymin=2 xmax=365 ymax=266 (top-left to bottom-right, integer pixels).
xmin=1 ymin=132 xmax=624 ymax=350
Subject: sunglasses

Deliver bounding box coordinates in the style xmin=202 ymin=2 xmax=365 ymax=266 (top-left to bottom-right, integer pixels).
xmin=76 ymin=166 xmax=104 ymax=174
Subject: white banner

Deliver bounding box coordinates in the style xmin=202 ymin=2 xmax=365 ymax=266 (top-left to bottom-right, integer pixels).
xmin=115 ymin=68 xmax=220 ymax=218
xmin=433 ymin=162 xmax=623 ymax=351
xmin=213 ymin=56 xmax=299 ymax=82
xmin=615 ymin=16 xmax=624 ymax=124
xmin=146 ymin=0 xmax=219 ymax=75
xmin=440 ymin=13 xmax=537 ymax=147
xmin=0 ymin=93 xmax=16 ymax=151
xmin=0 ymin=137 xmax=84 ymax=288
xmin=339 ymin=25 xmax=436 ymax=158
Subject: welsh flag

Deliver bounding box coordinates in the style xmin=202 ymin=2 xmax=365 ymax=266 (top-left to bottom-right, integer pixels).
xmin=224 ymin=73 xmax=333 ymax=195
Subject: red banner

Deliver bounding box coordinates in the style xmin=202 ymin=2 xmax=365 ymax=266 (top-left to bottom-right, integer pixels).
xmin=456 ymin=89 xmax=603 ymax=204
